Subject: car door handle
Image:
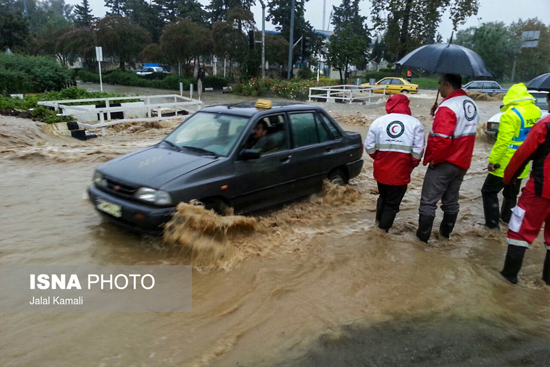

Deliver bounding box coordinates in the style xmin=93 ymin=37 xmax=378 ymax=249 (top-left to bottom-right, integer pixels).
xmin=280 ymin=155 xmax=291 ymax=163
xmin=325 ymin=146 xmax=333 ymax=152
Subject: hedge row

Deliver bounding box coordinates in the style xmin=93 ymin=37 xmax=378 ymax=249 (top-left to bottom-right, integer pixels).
xmin=77 ymin=70 xmax=230 ymax=90
xmin=0 ymin=54 xmax=73 ymax=94
xmin=0 ymin=87 xmax=123 ymax=123
xmin=233 ymin=77 xmax=337 ymax=100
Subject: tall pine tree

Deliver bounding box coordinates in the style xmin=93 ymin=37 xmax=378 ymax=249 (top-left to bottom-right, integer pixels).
xmin=105 ymin=0 xmax=125 ymax=16
xmin=207 ymin=0 xmax=255 ymax=23
xmin=327 ymin=0 xmax=370 ymax=81
xmin=73 ymin=0 xmax=95 ymax=27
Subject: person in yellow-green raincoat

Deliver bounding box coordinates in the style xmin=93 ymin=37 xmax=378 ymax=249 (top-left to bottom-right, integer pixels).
xmin=482 ymin=83 xmax=542 ymax=230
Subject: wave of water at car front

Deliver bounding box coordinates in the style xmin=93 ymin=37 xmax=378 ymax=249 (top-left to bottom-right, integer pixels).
xmin=161 ymin=181 xmax=363 ymax=272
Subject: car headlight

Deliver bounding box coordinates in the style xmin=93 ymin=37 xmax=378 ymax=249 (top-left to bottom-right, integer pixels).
xmin=93 ymin=171 xmax=108 ymax=188
xmin=135 ymin=187 xmax=172 ymax=205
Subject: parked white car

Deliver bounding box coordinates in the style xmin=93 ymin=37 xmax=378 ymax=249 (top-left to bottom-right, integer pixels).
xmin=485 ymin=90 xmax=549 ymax=136
xmin=135 ymin=67 xmax=168 ymax=76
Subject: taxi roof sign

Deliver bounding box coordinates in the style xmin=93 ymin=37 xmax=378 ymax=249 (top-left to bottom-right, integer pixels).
xmin=255 ymin=99 xmax=272 ymax=109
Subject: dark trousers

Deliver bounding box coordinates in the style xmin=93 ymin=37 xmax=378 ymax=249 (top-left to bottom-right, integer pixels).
xmin=377 ymin=182 xmax=407 ymax=222
xmin=481 ymin=173 xmax=522 ymax=228
xmin=419 ymin=162 xmax=467 ymax=218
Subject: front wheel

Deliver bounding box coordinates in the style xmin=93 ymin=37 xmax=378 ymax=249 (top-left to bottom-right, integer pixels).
xmin=200 ymin=198 xmax=229 ymax=215
xmin=328 ymin=169 xmax=347 ymax=186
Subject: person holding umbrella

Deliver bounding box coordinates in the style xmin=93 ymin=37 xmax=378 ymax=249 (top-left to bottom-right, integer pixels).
xmin=365 ymin=94 xmax=425 ymax=232
xmin=482 ymin=83 xmax=541 ymax=230
xmin=500 ymin=113 xmax=550 ymax=285
xmin=416 ymin=73 xmax=479 ymax=243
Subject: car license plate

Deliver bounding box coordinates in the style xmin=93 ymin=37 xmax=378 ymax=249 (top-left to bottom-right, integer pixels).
xmin=96 ymin=199 xmax=122 ymax=218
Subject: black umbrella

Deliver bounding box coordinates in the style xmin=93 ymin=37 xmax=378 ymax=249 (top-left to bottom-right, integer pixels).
xmin=397 ymin=42 xmax=494 ymax=115
xmin=396 ymin=43 xmax=495 ymax=78
xmin=526 ymin=73 xmax=550 ymax=91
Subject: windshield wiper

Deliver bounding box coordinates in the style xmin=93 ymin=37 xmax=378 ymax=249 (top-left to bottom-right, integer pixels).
xmin=161 ymin=140 xmax=181 ymax=151
xmin=181 ymin=145 xmax=218 ymax=157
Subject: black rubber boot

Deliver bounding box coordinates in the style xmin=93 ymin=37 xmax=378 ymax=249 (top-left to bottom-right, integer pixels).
xmin=542 ymin=250 xmax=550 ymax=286
xmin=500 ymin=198 xmax=515 ymax=224
xmin=500 ymin=245 xmax=527 ymax=284
xmin=482 ymin=192 xmax=500 ymax=230
xmin=378 ymin=210 xmax=397 ymax=233
xmin=375 ymin=197 xmax=384 ymax=223
xmin=439 ymin=213 xmax=458 ymax=239
xmin=416 ymin=214 xmax=435 ymax=243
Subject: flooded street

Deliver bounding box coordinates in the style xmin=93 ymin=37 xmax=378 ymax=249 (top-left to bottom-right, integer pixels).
xmin=1 ymin=85 xmax=550 ymax=367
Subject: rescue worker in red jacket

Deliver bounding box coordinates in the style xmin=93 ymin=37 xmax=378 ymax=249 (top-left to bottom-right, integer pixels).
xmin=416 ymin=73 xmax=479 ymax=242
xmin=365 ymin=94 xmax=425 ymax=232
xmin=501 ymin=114 xmax=550 ymax=285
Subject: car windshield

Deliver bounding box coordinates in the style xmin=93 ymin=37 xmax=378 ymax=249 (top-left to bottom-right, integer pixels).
xmin=163 ymin=112 xmax=249 ymax=157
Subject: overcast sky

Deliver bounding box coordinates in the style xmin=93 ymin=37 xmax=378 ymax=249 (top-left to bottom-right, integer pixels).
xmin=71 ymin=0 xmax=550 ymax=39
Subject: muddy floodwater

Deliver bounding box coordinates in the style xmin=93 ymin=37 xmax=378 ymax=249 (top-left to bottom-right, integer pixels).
xmin=1 ymin=85 xmax=550 ymax=367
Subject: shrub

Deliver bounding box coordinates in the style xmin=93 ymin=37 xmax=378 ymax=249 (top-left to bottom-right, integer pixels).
xmin=298 ymin=68 xmax=314 ymax=80
xmin=77 ymin=70 xmax=100 ymax=83
xmin=233 ymin=78 xmax=338 ymax=101
xmin=80 ymin=70 xmax=194 ymax=91
xmin=0 ymin=54 xmax=72 ymax=93
xmin=203 ymin=75 xmax=229 ymax=89
xmin=0 ymin=87 xmax=124 ymax=123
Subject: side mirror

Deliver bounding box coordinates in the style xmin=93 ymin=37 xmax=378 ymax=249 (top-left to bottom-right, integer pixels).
xmin=239 ymin=149 xmax=261 ymax=160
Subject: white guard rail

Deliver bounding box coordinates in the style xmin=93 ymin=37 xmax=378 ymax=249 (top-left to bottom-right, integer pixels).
xmin=308 ymin=85 xmax=387 ymax=104
xmin=38 ymin=94 xmax=202 ymax=134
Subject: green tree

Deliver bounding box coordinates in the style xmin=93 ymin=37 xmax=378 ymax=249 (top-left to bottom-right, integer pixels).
xmin=510 ymin=18 xmax=550 ymax=82
xmin=371 ymin=0 xmax=479 ymax=61
xmin=207 ymin=0 xmax=255 ymax=23
xmin=96 ymin=16 xmax=152 ymax=71
xmin=104 ymin=0 xmax=125 ymax=15
xmin=0 ymin=8 xmax=30 ymax=51
xmin=267 ymin=0 xmax=318 ymax=69
xmin=178 ymin=0 xmax=208 ymax=25
xmin=73 ymin=0 xmax=95 ymax=27
xmin=30 ymin=23 xmax=73 ymax=62
xmin=265 ymin=33 xmax=288 ymax=67
xmin=327 ymin=0 xmax=370 ymax=82
xmin=55 ymin=27 xmax=96 ymax=69
xmin=159 ymin=18 xmax=212 ymax=75
xmin=123 ymin=0 xmax=164 ymax=42
xmin=455 ymin=22 xmax=521 ymax=80
xmin=139 ymin=43 xmax=165 ymax=63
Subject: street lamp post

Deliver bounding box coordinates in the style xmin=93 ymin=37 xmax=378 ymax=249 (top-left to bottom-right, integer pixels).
xmin=259 ymin=0 xmax=266 ymax=79
xmin=287 ymin=0 xmax=295 ymax=80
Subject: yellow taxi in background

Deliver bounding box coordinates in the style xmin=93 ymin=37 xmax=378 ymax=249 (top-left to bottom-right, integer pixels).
xmin=360 ymin=77 xmax=419 ymax=94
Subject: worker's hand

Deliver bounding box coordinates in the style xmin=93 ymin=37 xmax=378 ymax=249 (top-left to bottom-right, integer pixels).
xmin=487 ymin=163 xmax=497 ymax=172
xmin=428 ymin=160 xmax=436 ymax=169
xmin=430 ymin=102 xmax=438 ymax=117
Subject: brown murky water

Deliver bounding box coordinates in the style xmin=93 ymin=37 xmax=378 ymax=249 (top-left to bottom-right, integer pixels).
xmin=1 ymin=87 xmax=550 ymax=367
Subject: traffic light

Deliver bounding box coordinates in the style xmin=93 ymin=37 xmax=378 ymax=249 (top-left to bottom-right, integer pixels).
xmin=248 ymin=30 xmax=255 ymax=50
xmin=302 ymin=36 xmax=311 ymax=58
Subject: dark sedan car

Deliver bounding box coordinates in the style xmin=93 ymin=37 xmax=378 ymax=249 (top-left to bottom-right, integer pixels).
xmin=88 ymin=101 xmax=364 ymax=232
xmin=463 ymin=80 xmax=508 ymax=96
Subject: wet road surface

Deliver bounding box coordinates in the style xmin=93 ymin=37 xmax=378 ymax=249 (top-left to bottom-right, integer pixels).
xmin=1 ymin=86 xmax=549 ymax=367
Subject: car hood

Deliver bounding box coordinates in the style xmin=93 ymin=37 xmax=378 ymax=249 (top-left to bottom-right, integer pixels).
xmin=98 ymin=146 xmax=217 ymax=188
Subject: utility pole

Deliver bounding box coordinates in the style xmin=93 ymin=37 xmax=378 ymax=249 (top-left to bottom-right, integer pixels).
xmin=322 ymin=0 xmax=326 ymax=30
xmin=259 ymin=0 xmax=266 ymax=79
xmin=287 ymin=0 xmax=295 ymax=80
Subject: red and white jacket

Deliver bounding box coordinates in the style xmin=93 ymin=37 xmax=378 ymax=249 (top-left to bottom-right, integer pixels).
xmin=365 ymin=94 xmax=425 ymax=185
xmin=504 ymin=115 xmax=550 ymax=199
xmin=423 ymin=89 xmax=479 ymax=169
